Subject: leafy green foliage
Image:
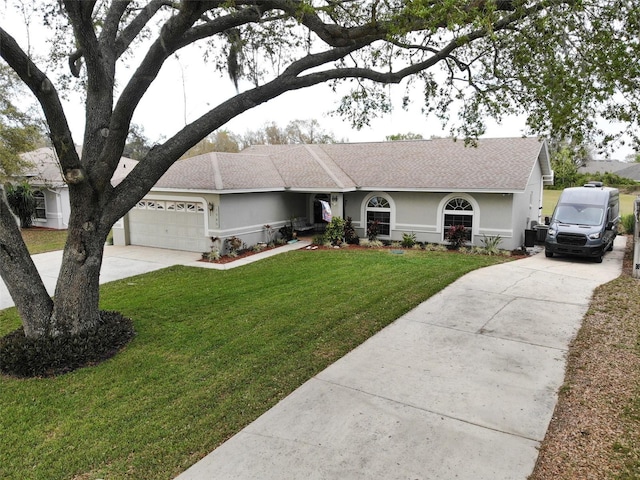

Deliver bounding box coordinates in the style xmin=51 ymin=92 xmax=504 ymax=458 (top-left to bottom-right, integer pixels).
xmin=324 ymin=216 xmax=345 ymax=245
xmin=0 ymin=65 xmax=43 ymax=179
xmin=4 ymin=182 xmax=35 ymax=228
xmin=620 ymin=214 xmax=635 ymax=235
xmin=480 ymin=235 xmax=503 ymax=255
xmin=401 ymin=232 xmax=417 ymax=248
xmin=551 ymin=145 xmax=580 ymax=189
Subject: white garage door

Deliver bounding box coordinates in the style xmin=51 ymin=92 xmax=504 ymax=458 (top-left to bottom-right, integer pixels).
xmin=129 ymin=199 xmax=208 ymax=252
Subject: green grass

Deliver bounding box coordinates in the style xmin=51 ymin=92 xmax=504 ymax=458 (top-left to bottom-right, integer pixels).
xmin=543 ymin=189 xmax=637 ymax=217
xmin=0 ymin=249 xmax=507 ymax=480
xmin=20 ymin=228 xmax=67 ymax=254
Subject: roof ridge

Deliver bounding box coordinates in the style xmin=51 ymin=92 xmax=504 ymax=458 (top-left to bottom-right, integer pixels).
xmin=209 ymin=153 xmax=224 ymax=190
xmin=302 ymin=144 xmax=345 ymax=189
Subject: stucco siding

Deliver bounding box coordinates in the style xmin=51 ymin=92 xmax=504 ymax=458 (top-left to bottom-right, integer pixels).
xmin=345 ymin=191 xmax=518 ymax=248
xmin=31 ymin=188 xmax=69 ymax=230
xmin=216 ymin=192 xmax=307 ymax=247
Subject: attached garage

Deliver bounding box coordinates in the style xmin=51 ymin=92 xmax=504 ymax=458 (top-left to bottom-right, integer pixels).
xmin=128 ymin=198 xmax=209 ymax=252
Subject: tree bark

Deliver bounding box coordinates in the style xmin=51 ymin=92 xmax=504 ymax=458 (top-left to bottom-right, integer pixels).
xmin=0 ymin=194 xmax=53 ymax=338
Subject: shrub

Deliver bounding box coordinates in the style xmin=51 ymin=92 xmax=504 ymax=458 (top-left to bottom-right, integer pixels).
xmin=5 ymin=182 xmax=36 ymax=228
xmin=360 ymin=238 xmax=384 ymax=248
xmin=446 ymin=225 xmax=468 ymax=250
xmin=279 ymin=223 xmax=294 ymax=241
xmin=423 ymin=243 xmax=447 ymax=252
xmin=401 ymin=232 xmax=417 ymax=248
xmin=325 ymin=216 xmax=346 ymax=245
xmin=312 ymin=233 xmax=326 ymax=245
xmin=0 ymin=311 xmax=135 ymax=378
xmin=480 ymin=235 xmax=503 ymax=255
xmin=225 ymin=236 xmax=243 ymax=254
xmin=344 ymin=216 xmax=359 ymax=244
xmin=620 ymin=214 xmax=635 ymax=234
xmin=204 ymin=248 xmax=221 ymax=262
xmin=367 ymin=220 xmax=379 ymax=241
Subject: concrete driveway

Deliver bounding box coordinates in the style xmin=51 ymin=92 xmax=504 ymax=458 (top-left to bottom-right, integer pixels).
xmin=175 ymin=237 xmax=626 ymax=480
xmin=0 ymin=242 xmax=308 ymax=310
xmin=0 ymin=239 xmax=626 ymax=479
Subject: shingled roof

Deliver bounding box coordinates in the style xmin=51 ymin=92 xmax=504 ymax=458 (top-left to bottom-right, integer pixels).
xmin=19 ymin=147 xmax=137 ymax=187
xmin=155 ymin=137 xmax=550 ymax=193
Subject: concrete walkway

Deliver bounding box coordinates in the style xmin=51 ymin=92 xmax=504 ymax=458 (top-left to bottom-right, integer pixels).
xmin=174 ymin=237 xmax=626 ymax=480
xmin=0 ymin=238 xmax=626 ymax=479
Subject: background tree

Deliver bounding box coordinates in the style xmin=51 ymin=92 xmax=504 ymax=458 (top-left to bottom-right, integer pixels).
xmin=181 ymin=129 xmax=241 ymax=158
xmin=122 ymin=124 xmax=153 ymax=161
xmin=0 ymin=64 xmax=43 ymax=179
xmin=386 ymin=132 xmax=424 ymax=141
xmin=550 ymin=145 xmax=580 ymax=189
xmin=242 ymin=119 xmax=341 ymax=147
xmin=0 ymin=1 xmax=637 ymax=360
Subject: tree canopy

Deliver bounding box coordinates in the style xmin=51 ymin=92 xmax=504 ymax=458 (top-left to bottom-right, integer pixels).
xmin=0 ymin=65 xmax=44 ymax=179
xmin=0 ymin=0 xmax=637 ymax=356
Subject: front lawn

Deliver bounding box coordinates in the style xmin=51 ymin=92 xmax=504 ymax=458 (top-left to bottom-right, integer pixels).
xmin=0 ymin=248 xmax=507 ymax=480
xmin=20 ymin=228 xmax=68 ymax=254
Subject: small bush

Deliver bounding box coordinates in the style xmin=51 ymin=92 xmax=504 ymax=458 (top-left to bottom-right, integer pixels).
xmin=620 ymin=214 xmax=635 ymax=234
xmin=0 ymin=311 xmax=135 ymax=378
xmin=401 ymin=232 xmax=417 ymax=248
xmin=367 ymin=220 xmax=379 ymax=241
xmin=360 ymin=238 xmax=384 ymax=248
xmin=344 ymin=217 xmax=359 ymax=245
xmin=424 ymin=243 xmax=447 ymax=252
xmin=312 ymin=233 xmax=326 ymax=245
xmin=224 ymin=236 xmax=243 ymax=254
xmin=480 ymin=235 xmax=503 ymax=255
xmin=446 ymin=225 xmax=468 ymax=250
xmin=325 ymin=217 xmax=346 ymax=245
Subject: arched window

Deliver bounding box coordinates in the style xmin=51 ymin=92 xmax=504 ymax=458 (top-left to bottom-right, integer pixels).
xmin=443 ymin=197 xmax=473 ymax=241
xmin=33 ymin=190 xmax=46 ymax=219
xmin=366 ymin=195 xmax=391 ymax=236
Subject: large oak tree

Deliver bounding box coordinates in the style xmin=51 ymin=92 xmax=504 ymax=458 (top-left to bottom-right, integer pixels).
xmin=0 ymin=0 xmax=637 ymax=342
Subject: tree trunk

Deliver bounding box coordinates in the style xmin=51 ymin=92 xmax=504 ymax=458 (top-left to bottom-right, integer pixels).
xmin=49 ymin=206 xmax=108 ymax=336
xmin=0 ymin=196 xmax=54 ymax=338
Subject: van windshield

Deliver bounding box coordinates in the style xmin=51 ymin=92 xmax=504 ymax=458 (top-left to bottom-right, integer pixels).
xmin=554 ymin=204 xmax=604 ymax=226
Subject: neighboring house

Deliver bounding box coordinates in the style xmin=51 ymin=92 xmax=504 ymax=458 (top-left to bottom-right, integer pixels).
xmin=18 ymin=147 xmax=136 ymax=229
xmin=113 ymin=137 xmax=553 ymax=253
xmin=578 ymin=159 xmax=640 ymax=182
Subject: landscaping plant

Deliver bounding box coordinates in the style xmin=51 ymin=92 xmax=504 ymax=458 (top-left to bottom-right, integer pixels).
xmin=446 ymin=225 xmax=468 ymax=250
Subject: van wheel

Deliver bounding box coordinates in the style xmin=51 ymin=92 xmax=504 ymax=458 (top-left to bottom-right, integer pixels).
xmin=545 ymin=250 xmax=553 ymax=258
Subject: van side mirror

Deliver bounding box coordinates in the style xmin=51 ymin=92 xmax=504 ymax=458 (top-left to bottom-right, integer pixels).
xmin=606 ymin=221 xmax=614 ymax=230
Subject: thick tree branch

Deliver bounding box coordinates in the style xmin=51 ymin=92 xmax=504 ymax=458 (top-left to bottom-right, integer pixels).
xmin=112 ymin=0 xmax=174 ymax=58
xmin=101 ymin=0 xmax=133 ymax=47
xmin=0 ymin=27 xmax=79 ymax=172
xmin=0 ymin=194 xmax=53 ymax=338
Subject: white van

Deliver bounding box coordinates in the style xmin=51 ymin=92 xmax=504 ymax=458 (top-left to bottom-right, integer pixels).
xmin=544 ymin=182 xmax=619 ymax=263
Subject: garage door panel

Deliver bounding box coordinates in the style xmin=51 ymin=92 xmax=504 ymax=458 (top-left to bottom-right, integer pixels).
xmin=129 ymin=201 xmax=207 ymax=252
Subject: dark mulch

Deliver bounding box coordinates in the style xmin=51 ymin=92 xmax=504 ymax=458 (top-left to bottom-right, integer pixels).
xmin=0 ymin=311 xmax=135 ymax=378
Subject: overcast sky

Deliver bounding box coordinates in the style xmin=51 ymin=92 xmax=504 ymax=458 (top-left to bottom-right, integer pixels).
xmin=1 ymin=3 xmax=633 ymax=159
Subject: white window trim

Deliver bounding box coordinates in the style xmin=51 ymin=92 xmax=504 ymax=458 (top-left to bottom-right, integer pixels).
xmin=437 ymin=193 xmax=480 ymax=241
xmin=33 ymin=190 xmax=47 ymax=221
xmin=361 ymin=192 xmax=395 ymax=238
